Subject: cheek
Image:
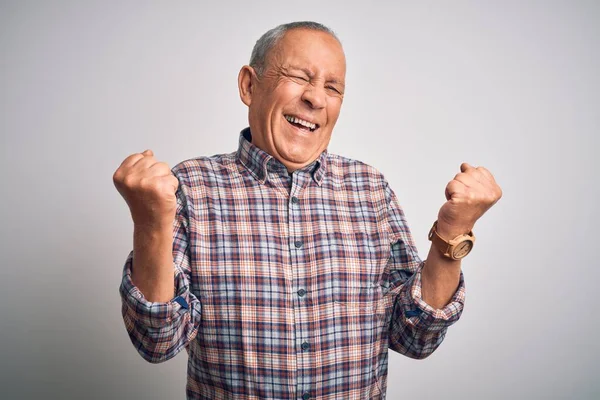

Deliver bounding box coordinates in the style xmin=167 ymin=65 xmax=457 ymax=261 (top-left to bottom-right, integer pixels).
xmin=327 ymin=100 xmax=343 ymax=122
xmin=279 ymin=82 xmax=304 ymax=100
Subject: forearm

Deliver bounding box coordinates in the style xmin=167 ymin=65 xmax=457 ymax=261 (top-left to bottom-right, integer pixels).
xmin=388 ymin=240 xmax=466 ymax=357
xmin=420 ymin=162 xmax=502 ymax=309
xmin=421 ymin=223 xmax=465 ymax=309
xmin=132 ymin=223 xmax=175 ymax=302
xmin=120 ymin=248 xmax=201 ymax=363
xmin=120 ymin=215 xmax=201 ymax=364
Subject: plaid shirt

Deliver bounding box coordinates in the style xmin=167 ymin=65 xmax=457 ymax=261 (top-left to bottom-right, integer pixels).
xmin=120 ymin=128 xmax=465 ymax=400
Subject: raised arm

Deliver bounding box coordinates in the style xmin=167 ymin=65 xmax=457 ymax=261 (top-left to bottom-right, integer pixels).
xmin=113 ymin=149 xmax=179 ymax=302
xmin=113 ymin=150 xmax=201 ymax=363
xmin=421 ymin=163 xmax=502 ymax=309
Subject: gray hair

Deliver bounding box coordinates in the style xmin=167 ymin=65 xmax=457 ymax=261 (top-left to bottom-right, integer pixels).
xmin=249 ymin=21 xmax=340 ymax=76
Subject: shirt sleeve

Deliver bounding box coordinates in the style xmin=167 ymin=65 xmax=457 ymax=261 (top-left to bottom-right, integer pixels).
xmin=382 ymin=182 xmax=465 ymax=359
xmin=119 ymin=176 xmax=202 ymax=364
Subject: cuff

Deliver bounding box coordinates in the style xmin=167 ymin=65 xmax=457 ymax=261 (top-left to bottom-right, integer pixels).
xmin=399 ymin=261 xmax=465 ymax=332
xmin=119 ymin=251 xmax=192 ymax=329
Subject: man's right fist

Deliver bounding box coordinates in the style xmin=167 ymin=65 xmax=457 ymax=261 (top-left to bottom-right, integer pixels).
xmin=113 ymin=150 xmax=179 ymax=228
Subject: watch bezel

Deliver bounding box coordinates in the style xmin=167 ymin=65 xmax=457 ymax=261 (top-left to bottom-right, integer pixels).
xmin=450 ymin=238 xmax=474 ymax=260
xmin=428 ymin=221 xmax=476 ymax=260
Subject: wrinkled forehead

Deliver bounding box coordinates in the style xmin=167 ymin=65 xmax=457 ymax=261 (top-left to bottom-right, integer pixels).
xmin=267 ymin=29 xmax=346 ymax=79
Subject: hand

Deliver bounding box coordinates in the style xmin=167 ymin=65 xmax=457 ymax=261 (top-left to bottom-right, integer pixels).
xmin=113 ymin=150 xmax=179 ymax=229
xmin=437 ymin=163 xmax=502 ymax=238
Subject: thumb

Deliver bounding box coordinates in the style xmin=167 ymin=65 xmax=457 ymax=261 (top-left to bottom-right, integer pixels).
xmin=142 ymin=149 xmax=154 ymax=156
xmin=460 ymin=162 xmax=474 ymax=173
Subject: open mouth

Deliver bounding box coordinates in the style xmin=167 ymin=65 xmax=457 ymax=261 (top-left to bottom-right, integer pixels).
xmin=285 ymin=115 xmax=319 ymax=132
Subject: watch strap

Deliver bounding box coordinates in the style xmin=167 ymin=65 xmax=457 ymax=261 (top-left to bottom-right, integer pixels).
xmin=428 ymin=221 xmax=475 ymax=260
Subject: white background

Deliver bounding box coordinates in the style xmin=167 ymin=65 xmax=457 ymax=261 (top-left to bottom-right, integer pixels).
xmin=1 ymin=1 xmax=598 ymax=398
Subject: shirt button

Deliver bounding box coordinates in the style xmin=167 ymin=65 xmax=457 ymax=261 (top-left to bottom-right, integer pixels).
xmin=294 ymin=240 xmax=303 ymax=248
xmin=302 ymin=392 xmax=310 ymax=400
xmin=301 ymin=341 xmax=310 ymax=351
xmin=291 ymin=196 xmax=299 ymax=204
xmin=297 ymin=288 xmax=306 ymax=297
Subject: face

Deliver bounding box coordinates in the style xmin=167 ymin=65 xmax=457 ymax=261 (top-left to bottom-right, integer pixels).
xmin=238 ymin=29 xmax=346 ymax=171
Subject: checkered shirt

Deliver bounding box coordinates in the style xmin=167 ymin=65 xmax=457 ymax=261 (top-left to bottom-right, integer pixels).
xmin=120 ymin=128 xmax=465 ymax=399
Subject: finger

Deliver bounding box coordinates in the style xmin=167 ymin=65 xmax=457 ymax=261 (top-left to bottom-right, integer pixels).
xmin=129 ymin=149 xmax=157 ymax=168
xmin=119 ymin=153 xmax=145 ymax=169
xmin=131 ymin=155 xmax=159 ymax=171
xmin=476 ymin=166 xmax=496 ymax=183
xmin=119 ymin=149 xmax=155 ymax=169
xmin=463 ymin=168 xmax=486 ymax=185
xmin=147 ymin=162 xmax=173 ymax=177
xmin=460 ymin=162 xmax=475 ymax=173
xmin=445 ymin=179 xmax=466 ymax=200
xmin=453 ymin=172 xmax=479 ymax=188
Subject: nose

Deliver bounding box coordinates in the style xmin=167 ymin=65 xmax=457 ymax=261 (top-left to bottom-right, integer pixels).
xmin=301 ymin=84 xmax=326 ymax=109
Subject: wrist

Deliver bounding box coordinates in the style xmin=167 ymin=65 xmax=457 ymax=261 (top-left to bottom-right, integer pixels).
xmin=429 ymin=220 xmax=476 ymax=261
xmin=132 ymin=213 xmax=175 ymax=232
xmin=133 ymin=221 xmax=174 ymax=241
xmin=435 ymin=220 xmax=473 ymax=240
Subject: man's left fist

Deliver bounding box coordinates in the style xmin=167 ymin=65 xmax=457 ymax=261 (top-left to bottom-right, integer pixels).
xmin=437 ymin=163 xmax=502 ymax=238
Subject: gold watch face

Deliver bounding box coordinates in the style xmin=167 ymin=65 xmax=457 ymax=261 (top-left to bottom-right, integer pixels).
xmin=453 ymin=240 xmax=473 ymax=259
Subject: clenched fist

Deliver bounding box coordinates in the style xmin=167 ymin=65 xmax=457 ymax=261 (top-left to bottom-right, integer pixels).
xmin=437 ymin=163 xmax=502 ymax=238
xmin=113 ymin=150 xmax=179 ymax=228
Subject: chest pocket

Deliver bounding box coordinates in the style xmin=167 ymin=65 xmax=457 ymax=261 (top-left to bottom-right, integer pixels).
xmin=321 ymin=229 xmax=390 ymax=293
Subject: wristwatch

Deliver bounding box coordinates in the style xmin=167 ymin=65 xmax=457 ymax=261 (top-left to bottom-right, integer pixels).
xmin=428 ymin=220 xmax=476 ymax=260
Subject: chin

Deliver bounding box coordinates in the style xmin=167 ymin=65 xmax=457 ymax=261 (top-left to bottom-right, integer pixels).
xmin=281 ymin=153 xmax=310 ymax=166
xmin=280 ymin=144 xmax=317 ymax=162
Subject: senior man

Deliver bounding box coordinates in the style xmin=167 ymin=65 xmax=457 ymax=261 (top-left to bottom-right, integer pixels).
xmin=114 ymin=21 xmax=502 ymax=400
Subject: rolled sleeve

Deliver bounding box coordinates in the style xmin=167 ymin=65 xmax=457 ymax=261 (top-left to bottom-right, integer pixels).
xmin=119 ymin=252 xmax=195 ymax=329
xmin=387 ymin=258 xmax=466 ymax=359
xmin=383 ymin=180 xmax=466 ymax=358
xmin=397 ymin=262 xmax=465 ymax=332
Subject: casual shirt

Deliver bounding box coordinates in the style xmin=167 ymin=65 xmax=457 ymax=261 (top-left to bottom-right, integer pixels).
xmin=120 ymin=128 xmax=465 ymax=400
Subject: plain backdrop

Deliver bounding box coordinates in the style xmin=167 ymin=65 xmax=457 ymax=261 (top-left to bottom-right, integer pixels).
xmin=1 ymin=1 xmax=599 ymax=399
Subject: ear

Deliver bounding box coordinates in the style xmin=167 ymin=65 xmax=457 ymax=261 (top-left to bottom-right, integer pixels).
xmin=238 ymin=65 xmax=256 ymax=107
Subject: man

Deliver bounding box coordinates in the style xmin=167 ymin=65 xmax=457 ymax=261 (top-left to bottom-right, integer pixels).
xmin=113 ymin=21 xmax=502 ymax=399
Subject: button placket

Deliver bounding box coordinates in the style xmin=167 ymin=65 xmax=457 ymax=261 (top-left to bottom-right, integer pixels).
xmin=288 ymin=172 xmax=314 ymax=398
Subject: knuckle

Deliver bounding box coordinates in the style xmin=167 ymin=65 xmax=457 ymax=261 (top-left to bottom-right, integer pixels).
xmin=122 ymin=174 xmax=138 ymax=189
xmin=138 ymin=176 xmax=151 ymax=188
xmin=112 ymin=170 xmax=122 ymax=184
xmin=157 ymin=162 xmax=171 ymax=173
xmin=139 ymin=176 xmax=160 ymax=192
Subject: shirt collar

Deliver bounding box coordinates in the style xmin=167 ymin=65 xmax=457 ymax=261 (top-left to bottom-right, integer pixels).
xmin=236 ymin=127 xmax=327 ymax=186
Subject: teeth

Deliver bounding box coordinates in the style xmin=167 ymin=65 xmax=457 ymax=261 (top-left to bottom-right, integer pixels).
xmin=285 ymin=115 xmax=317 ymax=130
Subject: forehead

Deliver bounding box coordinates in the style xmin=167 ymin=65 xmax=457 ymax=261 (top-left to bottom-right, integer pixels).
xmin=268 ymin=29 xmax=346 ymax=79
